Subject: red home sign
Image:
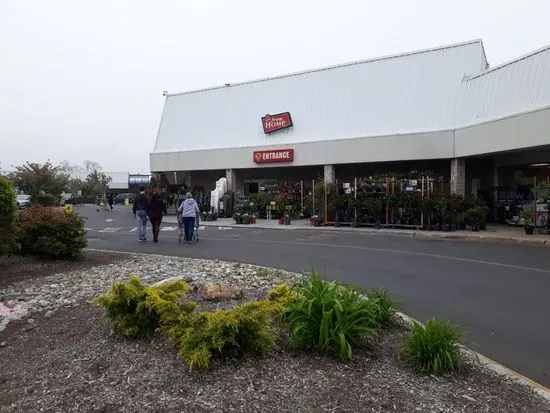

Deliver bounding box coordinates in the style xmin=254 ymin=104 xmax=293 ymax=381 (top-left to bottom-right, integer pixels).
xmin=253 ymin=149 xmax=294 ymax=164
xmin=262 ymin=112 xmax=293 ymax=134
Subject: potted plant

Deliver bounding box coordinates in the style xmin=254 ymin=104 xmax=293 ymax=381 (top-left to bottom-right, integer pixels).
xmin=284 ymin=214 xmax=291 ymax=225
xmin=522 ymin=210 xmax=535 ymax=235
xmin=242 ymin=213 xmax=251 ymax=225
xmin=233 ymin=212 xmax=243 ymax=224
xmin=467 ymin=205 xmax=489 ymax=232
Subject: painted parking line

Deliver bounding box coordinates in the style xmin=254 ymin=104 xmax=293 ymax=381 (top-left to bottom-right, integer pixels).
xmin=99 ymin=228 xmax=121 ymax=233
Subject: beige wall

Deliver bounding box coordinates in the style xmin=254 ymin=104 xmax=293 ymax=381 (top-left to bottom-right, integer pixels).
xmin=150 ymin=130 xmax=455 ymax=172
xmin=454 ymin=106 xmax=550 ymax=157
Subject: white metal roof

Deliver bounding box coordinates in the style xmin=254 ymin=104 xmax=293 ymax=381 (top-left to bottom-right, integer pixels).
xmin=457 ymin=44 xmax=550 ymax=126
xmin=105 ymin=171 xmax=129 ymax=190
xmin=152 ymin=39 xmax=550 ymax=155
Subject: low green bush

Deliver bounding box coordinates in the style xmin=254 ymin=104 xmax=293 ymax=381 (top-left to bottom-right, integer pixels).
xmin=95 ymin=276 xmax=190 ymax=339
xmin=0 ymin=177 xmax=19 ymax=256
xmin=284 ymin=272 xmax=381 ymax=359
xmin=166 ymin=300 xmax=280 ymax=371
xmin=18 ymin=205 xmax=87 ymax=259
xmin=400 ymin=317 xmax=463 ymax=374
xmin=35 ymin=193 xmax=60 ymax=206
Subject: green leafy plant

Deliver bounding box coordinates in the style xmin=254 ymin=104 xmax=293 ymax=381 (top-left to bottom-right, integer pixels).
xmin=166 ymin=300 xmax=280 ymax=371
xmin=8 ymin=161 xmax=70 ymax=200
xmin=400 ymin=317 xmax=463 ymax=374
xmin=0 ymin=176 xmax=19 ymax=255
xmin=268 ymin=283 xmax=301 ymax=306
xmin=35 ymin=193 xmax=60 ymax=206
xmin=467 ymin=205 xmax=489 ymax=228
xmin=284 ymin=272 xmax=381 ymax=359
xmin=362 ymin=288 xmax=398 ymax=327
xmin=18 ymin=205 xmax=87 ymax=259
xmin=95 ymin=276 xmax=190 ymax=339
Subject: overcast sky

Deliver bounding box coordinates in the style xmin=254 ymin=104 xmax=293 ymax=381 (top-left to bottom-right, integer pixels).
xmin=1 ymin=0 xmax=549 ymax=173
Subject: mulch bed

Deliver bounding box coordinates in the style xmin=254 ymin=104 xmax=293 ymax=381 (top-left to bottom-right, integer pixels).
xmin=1 ymin=303 xmax=548 ymax=413
xmin=0 ymin=251 xmax=127 ymax=289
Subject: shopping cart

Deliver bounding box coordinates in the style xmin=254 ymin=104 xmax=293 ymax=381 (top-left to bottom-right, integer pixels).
xmin=178 ymin=214 xmax=199 ymax=244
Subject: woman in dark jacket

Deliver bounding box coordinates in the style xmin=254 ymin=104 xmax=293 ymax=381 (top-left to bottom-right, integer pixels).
xmin=147 ymin=193 xmax=167 ymax=243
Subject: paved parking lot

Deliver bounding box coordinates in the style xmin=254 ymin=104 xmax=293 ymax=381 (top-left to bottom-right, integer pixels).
xmin=79 ymin=204 xmax=550 ymax=387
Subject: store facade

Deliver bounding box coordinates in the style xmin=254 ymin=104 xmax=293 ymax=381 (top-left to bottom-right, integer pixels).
xmin=150 ymin=39 xmax=550 ymax=221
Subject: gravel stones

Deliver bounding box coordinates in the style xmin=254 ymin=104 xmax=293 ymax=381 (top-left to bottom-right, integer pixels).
xmin=0 ymin=255 xmax=299 ymax=332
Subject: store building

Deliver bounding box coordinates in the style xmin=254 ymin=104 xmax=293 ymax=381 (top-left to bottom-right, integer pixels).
xmin=150 ymin=39 xmax=550 ymax=216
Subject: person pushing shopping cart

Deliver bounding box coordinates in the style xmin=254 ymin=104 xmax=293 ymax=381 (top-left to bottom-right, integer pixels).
xmin=177 ymin=192 xmax=200 ymax=244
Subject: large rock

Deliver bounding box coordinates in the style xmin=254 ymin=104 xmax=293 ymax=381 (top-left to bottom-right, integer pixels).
xmin=199 ymin=282 xmax=242 ymax=301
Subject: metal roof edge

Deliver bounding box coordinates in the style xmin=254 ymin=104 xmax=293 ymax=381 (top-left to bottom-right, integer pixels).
xmin=153 ymin=96 xmax=168 ymax=152
xmin=165 ymin=39 xmax=484 ymax=97
xmin=455 ymin=104 xmax=550 ymax=130
xmin=149 ymin=127 xmax=455 ymax=156
xmin=466 ymin=42 xmax=550 ymax=81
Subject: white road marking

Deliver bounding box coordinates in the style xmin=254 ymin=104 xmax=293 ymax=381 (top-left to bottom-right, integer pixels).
xmin=161 ymin=226 xmax=178 ymax=231
xmin=84 ymin=227 xmax=93 ymax=231
xmin=130 ymin=228 xmax=137 ymax=232
xmin=105 ymin=218 xmax=115 ymax=223
xmin=218 ymin=227 xmax=232 ymax=230
xmin=100 ymin=227 xmax=121 ymax=233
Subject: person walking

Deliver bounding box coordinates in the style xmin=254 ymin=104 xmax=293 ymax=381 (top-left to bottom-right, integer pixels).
xmin=133 ymin=186 xmax=149 ymax=242
xmin=147 ymin=193 xmax=167 ymax=243
xmin=177 ymin=192 xmax=200 ymax=244
xmin=107 ymin=192 xmax=114 ymax=210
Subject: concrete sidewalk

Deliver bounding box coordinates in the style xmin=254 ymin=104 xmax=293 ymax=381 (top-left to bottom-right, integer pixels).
xmin=163 ymin=216 xmax=550 ymax=246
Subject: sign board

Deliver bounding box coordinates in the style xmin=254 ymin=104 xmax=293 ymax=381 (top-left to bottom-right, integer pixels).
xmin=77 ymin=190 xmax=82 ymax=196
xmin=253 ymin=149 xmax=294 ymax=164
xmin=261 ymin=112 xmax=293 ymax=134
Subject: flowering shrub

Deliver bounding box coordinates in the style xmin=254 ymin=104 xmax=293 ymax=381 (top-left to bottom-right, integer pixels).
xmin=18 ymin=205 xmax=87 ymax=259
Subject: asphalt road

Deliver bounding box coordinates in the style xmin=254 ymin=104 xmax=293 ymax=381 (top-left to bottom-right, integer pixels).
xmin=81 ymin=205 xmax=550 ymax=387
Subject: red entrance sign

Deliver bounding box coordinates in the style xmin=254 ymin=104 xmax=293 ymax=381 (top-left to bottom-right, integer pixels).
xmin=253 ymin=149 xmax=294 ymax=164
xmin=262 ymin=112 xmax=293 ymax=134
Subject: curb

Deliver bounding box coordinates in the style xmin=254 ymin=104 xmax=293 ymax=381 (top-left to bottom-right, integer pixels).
xmin=163 ymin=219 xmax=550 ymax=246
xmin=394 ymin=312 xmax=550 ymax=403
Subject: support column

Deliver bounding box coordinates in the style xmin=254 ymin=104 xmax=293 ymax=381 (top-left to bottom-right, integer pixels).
xmin=323 ymin=164 xmax=335 ymax=185
xmin=450 ymin=158 xmax=466 ymax=197
xmin=226 ymin=169 xmax=237 ymax=192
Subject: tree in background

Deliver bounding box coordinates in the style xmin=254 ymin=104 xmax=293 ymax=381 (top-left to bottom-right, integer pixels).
xmin=0 ymin=176 xmax=19 ymax=255
xmin=83 ymin=170 xmax=112 ymax=198
xmin=8 ymin=161 xmax=70 ymax=199
xmin=84 ymin=160 xmax=102 ymax=173
xmin=67 ymin=178 xmax=85 ymax=195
